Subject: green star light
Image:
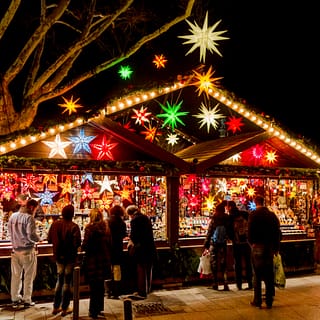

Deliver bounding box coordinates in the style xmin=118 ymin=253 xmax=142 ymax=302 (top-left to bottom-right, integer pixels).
xmin=157 ymin=101 xmax=189 ymax=130
xmin=118 ymin=65 xmax=133 ymax=80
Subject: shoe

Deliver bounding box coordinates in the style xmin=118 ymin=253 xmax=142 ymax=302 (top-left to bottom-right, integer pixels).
xmin=52 ymin=307 xmax=62 ymax=315
xmin=223 ymin=284 xmax=230 ymax=291
xmin=250 ymin=301 xmax=262 ymax=309
xmin=266 ymin=304 xmax=272 ymax=309
xmin=24 ymin=301 xmax=35 ymax=307
xmin=12 ymin=300 xmax=22 ymax=309
xmin=61 ymin=308 xmax=73 ymax=316
xmin=212 ymin=284 xmax=218 ymax=290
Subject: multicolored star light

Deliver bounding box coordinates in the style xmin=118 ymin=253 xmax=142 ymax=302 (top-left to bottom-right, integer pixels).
xmin=131 ymin=106 xmax=152 ymax=126
xmin=157 ymin=101 xmax=189 ymax=130
xmin=141 ymin=124 xmax=162 ymax=142
xmin=193 ymin=103 xmax=225 ymax=132
xmin=178 ymin=11 xmax=229 ymax=63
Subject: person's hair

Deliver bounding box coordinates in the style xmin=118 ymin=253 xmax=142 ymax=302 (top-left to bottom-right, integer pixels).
xmin=62 ymin=204 xmax=74 ymax=220
xmin=126 ymin=205 xmax=139 ymax=216
xmin=255 ymin=195 xmax=264 ymax=206
xmin=110 ymin=205 xmax=125 ymax=217
xmin=89 ymin=208 xmax=103 ymax=223
xmin=227 ymin=200 xmax=237 ymax=210
xmin=215 ymin=202 xmax=225 ymax=215
xmin=17 ymin=194 xmax=28 ymax=201
xmin=26 ymin=199 xmax=38 ymax=214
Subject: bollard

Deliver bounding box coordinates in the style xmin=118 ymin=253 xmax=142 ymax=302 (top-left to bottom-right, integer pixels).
xmin=123 ymin=299 xmax=133 ymax=320
xmin=73 ymin=266 xmax=80 ymax=320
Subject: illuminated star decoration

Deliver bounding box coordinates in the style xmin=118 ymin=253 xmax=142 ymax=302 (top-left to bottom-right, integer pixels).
xmin=225 ymin=116 xmax=244 ymax=134
xmin=229 ymin=153 xmax=241 ymax=163
xmin=68 ymin=128 xmax=96 ymax=154
xmin=116 ymin=186 xmax=134 ymax=202
xmin=81 ymin=181 xmax=95 ymax=200
xmin=265 ymin=150 xmax=278 ymax=164
xmin=178 ymin=11 xmax=229 ymax=63
xmin=96 ymin=176 xmax=113 ymax=194
xmin=141 ymin=124 xmax=162 ymax=142
xmin=122 ymin=121 xmax=136 ymax=132
xmin=92 ymin=135 xmax=118 ymax=160
xmin=203 ymin=195 xmax=216 ymax=211
xmin=81 ymin=173 xmax=94 ymax=184
xmin=118 ymin=65 xmax=133 ymax=80
xmin=42 ymin=134 xmax=72 ymax=158
xmin=157 ymin=101 xmax=189 ymax=131
xmin=58 ymin=96 xmax=83 ymax=115
xmin=42 ymin=174 xmax=57 ymax=185
xmin=152 ymin=54 xmax=168 ymax=68
xmin=59 ymin=176 xmax=73 ymax=196
xmin=248 ymin=201 xmax=256 ymax=211
xmin=252 ymin=145 xmax=264 ymax=159
xmin=192 ymin=66 xmax=222 ymax=97
xmin=35 ymin=189 xmax=59 ymax=205
xmin=20 ymin=174 xmax=39 ymax=192
xmin=166 ymin=133 xmax=179 ymax=146
xmin=246 ymin=186 xmax=256 ymax=197
xmin=131 ymin=106 xmax=152 ymax=126
xmin=193 ymin=103 xmax=225 ymax=133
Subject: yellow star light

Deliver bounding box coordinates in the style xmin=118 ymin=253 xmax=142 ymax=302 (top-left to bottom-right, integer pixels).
xmin=265 ymin=150 xmax=278 ymax=164
xmin=246 ymin=187 xmax=256 ymax=197
xmin=152 ymin=54 xmax=168 ymax=69
xmin=178 ymin=11 xmax=229 ymax=63
xmin=58 ymin=96 xmax=83 ymax=115
xmin=192 ymin=66 xmax=222 ymax=97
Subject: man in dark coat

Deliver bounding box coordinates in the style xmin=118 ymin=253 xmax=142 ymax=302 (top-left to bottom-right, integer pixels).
xmin=47 ymin=204 xmax=81 ymax=316
xmin=126 ymin=205 xmax=157 ymax=298
xmin=248 ymin=195 xmax=281 ymax=309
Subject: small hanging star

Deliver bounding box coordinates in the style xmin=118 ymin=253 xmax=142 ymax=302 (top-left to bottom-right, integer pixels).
xmin=131 ymin=106 xmax=152 ymax=126
xmin=92 ymin=135 xmax=118 ymax=160
xmin=118 ymin=65 xmax=133 ymax=80
xmin=42 ymin=134 xmax=72 ymax=158
xmin=157 ymin=101 xmax=189 ymax=130
xmin=141 ymin=124 xmax=162 ymax=142
xmin=265 ymin=150 xmax=278 ymax=164
xmin=96 ymin=176 xmax=114 ymax=194
xmin=192 ymin=66 xmax=222 ymax=97
xmin=246 ymin=187 xmax=256 ymax=197
xmin=166 ymin=133 xmax=179 ymax=146
xmin=178 ymin=11 xmax=229 ymax=63
xmin=152 ymin=54 xmax=168 ymax=69
xmin=81 ymin=173 xmax=94 ymax=184
xmin=58 ymin=96 xmax=83 ymax=115
xmin=225 ymin=116 xmax=244 ymax=134
xmin=35 ymin=189 xmax=59 ymax=205
xmin=193 ymin=103 xmax=225 ymax=132
xmin=68 ymin=128 xmax=96 ymax=154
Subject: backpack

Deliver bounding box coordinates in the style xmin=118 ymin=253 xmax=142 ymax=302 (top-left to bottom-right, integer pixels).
xmin=233 ymin=214 xmax=248 ymax=243
xmin=212 ymin=225 xmax=227 ymax=244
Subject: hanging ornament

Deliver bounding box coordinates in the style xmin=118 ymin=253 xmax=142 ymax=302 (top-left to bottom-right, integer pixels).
xmin=152 ymin=54 xmax=168 ymax=69
xmin=225 ymin=116 xmax=244 ymax=134
xmin=131 ymin=106 xmax=152 ymax=126
xmin=92 ymin=135 xmax=118 ymax=160
xmin=193 ymin=103 xmax=225 ymax=133
xmin=58 ymin=96 xmax=83 ymax=115
xmin=35 ymin=189 xmax=59 ymax=205
xmin=192 ymin=66 xmax=222 ymax=97
xmin=157 ymin=101 xmax=189 ymax=130
xmin=42 ymin=134 xmax=72 ymax=158
xmin=166 ymin=133 xmax=179 ymax=146
xmin=68 ymin=128 xmax=96 ymax=154
xmin=59 ymin=177 xmax=72 ymax=196
xmin=246 ymin=186 xmax=256 ymax=197
xmin=118 ymin=65 xmax=133 ymax=80
xmin=141 ymin=124 xmax=162 ymax=142
xmin=81 ymin=173 xmax=94 ymax=184
xmin=265 ymin=150 xmax=278 ymax=164
xmin=96 ymin=176 xmax=114 ymax=194
xmin=178 ymin=11 xmax=229 ymax=63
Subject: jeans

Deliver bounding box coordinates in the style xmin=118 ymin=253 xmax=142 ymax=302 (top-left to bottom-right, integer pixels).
xmin=209 ymin=243 xmax=228 ymax=285
xmin=53 ymin=262 xmax=75 ymax=310
xmin=10 ymin=248 xmax=37 ymax=303
xmin=233 ymin=243 xmax=253 ymax=289
xmin=136 ymin=262 xmax=153 ymax=297
xmin=251 ymin=244 xmax=274 ymax=306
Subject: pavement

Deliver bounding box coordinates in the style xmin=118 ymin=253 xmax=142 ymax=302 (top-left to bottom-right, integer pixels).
xmin=1 ymin=273 xmax=320 ymax=319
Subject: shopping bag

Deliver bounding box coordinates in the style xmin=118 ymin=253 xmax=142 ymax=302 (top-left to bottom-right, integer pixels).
xmin=273 ymin=253 xmax=286 ymax=289
xmin=197 ymin=251 xmax=212 ymax=278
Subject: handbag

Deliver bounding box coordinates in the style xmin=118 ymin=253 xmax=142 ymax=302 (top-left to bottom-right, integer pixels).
xmin=273 ymin=253 xmax=286 ymax=289
xmin=197 ymin=250 xmax=212 ymax=278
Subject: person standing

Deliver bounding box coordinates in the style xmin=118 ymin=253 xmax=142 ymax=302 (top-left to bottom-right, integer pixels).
xmin=8 ymin=198 xmax=40 ymax=308
xmin=81 ymin=208 xmax=112 ymax=319
xmin=47 ymin=204 xmax=81 ymax=317
xmin=126 ymin=205 xmax=157 ymax=299
xmin=248 ymin=195 xmax=281 ymax=309
xmin=227 ymin=201 xmax=253 ymax=290
xmin=204 ymin=201 xmax=232 ymax=291
xmin=107 ymin=205 xmax=127 ymax=299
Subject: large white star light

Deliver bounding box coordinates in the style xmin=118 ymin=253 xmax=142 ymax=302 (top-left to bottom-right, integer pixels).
xmin=193 ymin=103 xmax=225 ymax=132
xmin=68 ymin=128 xmax=96 ymax=154
xmin=42 ymin=134 xmax=72 ymax=158
xmin=166 ymin=133 xmax=179 ymax=146
xmin=178 ymin=11 xmax=229 ymax=63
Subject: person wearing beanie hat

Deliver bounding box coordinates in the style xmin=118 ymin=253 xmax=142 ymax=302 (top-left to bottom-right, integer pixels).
xmin=126 ymin=205 xmax=157 ymax=299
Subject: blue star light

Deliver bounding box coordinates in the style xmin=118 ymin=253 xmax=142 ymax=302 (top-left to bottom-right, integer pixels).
xmin=248 ymin=201 xmax=256 ymax=211
xmin=35 ymin=189 xmax=59 ymax=205
xmin=69 ymin=128 xmax=96 ymax=154
xmin=81 ymin=172 xmax=94 ymax=184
